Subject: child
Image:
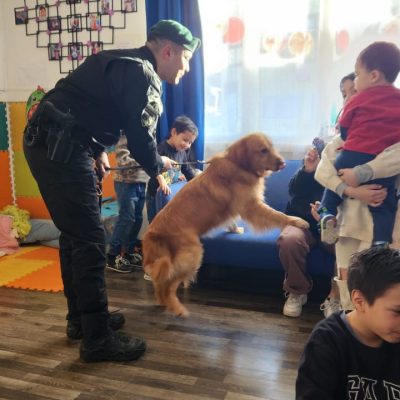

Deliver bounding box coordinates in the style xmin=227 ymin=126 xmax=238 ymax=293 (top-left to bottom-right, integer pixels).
xmin=279 ymin=140 xmax=338 ymax=318
xmin=319 ymin=42 xmax=400 ymax=246
xmin=145 ymin=115 xmax=199 ymax=223
xmin=106 ymin=134 xmax=149 ymax=273
xmin=296 ymin=246 xmax=400 ymax=399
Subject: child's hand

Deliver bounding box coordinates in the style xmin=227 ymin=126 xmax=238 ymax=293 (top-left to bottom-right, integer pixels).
xmin=310 ymin=201 xmax=321 ymax=222
xmin=178 ymin=174 xmax=186 ymax=181
xmin=304 ymin=148 xmax=320 ymax=172
xmin=338 ymin=168 xmax=359 ymax=187
xmin=156 ymin=174 xmax=171 ymax=195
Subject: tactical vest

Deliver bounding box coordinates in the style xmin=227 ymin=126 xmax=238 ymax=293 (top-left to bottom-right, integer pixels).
xmin=44 ymin=47 xmax=162 ymax=147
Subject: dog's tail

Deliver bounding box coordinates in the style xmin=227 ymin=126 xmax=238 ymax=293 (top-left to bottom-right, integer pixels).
xmin=143 ymin=231 xmax=176 ymax=282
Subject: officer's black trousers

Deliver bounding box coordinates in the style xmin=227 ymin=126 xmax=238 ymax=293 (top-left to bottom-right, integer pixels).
xmin=23 ymin=138 xmax=110 ymax=343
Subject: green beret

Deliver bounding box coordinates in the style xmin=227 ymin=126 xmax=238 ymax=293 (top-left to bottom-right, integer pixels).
xmin=148 ymin=20 xmax=201 ymax=53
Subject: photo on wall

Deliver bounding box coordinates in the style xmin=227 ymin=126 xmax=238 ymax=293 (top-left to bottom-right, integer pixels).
xmin=68 ymin=42 xmax=83 ymax=60
xmin=67 ymin=14 xmax=83 ymax=32
xmin=100 ymin=0 xmax=113 ymax=15
xmin=48 ymin=43 xmax=62 ymax=60
xmin=47 ymin=16 xmax=62 ymax=32
xmin=87 ymin=13 xmax=101 ymax=31
xmin=122 ymin=0 xmax=137 ymax=12
xmin=90 ymin=41 xmax=103 ymax=55
xmin=15 ymin=7 xmax=28 ymax=25
xmin=36 ymin=4 xmax=48 ymax=22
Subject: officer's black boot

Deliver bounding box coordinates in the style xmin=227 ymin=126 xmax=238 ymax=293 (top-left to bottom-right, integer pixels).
xmin=79 ymin=311 xmax=146 ymax=362
xmin=66 ymin=312 xmax=125 ymax=340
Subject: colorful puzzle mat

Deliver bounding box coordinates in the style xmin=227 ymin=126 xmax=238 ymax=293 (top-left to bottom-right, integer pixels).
xmin=0 ymin=245 xmax=62 ymax=292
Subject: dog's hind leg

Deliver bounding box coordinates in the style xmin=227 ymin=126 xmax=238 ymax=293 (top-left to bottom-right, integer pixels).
xmin=145 ymin=256 xmax=174 ymax=306
xmin=164 ymin=277 xmax=190 ymax=317
xmin=164 ymin=243 xmax=204 ymax=317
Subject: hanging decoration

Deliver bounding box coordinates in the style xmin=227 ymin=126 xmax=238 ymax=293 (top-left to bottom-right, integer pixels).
xmin=14 ymin=0 xmax=137 ymax=74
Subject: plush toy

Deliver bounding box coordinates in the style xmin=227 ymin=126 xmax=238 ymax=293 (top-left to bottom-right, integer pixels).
xmin=26 ymin=86 xmax=46 ymax=121
xmin=0 ymin=215 xmax=19 ymax=256
xmin=0 ymin=205 xmax=31 ymax=240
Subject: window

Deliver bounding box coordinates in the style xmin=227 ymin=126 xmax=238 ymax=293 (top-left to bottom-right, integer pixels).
xmin=199 ymin=0 xmax=398 ymax=159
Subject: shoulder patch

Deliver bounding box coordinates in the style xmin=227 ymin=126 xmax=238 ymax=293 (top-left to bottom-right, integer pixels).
xmin=141 ymin=85 xmax=163 ymax=134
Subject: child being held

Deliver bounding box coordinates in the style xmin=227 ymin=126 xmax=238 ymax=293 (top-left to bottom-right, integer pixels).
xmin=318 ymin=41 xmax=400 ymax=246
xmin=296 ymin=246 xmax=400 ymax=399
xmin=146 ymin=115 xmax=199 ymax=223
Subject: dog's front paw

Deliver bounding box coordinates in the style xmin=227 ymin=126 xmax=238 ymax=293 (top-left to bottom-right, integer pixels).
xmin=288 ymin=216 xmax=309 ymax=229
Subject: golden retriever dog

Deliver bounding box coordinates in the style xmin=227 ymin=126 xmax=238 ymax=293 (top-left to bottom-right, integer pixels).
xmin=142 ymin=133 xmax=309 ymax=317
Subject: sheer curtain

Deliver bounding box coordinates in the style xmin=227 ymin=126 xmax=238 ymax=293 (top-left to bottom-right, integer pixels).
xmin=199 ymin=0 xmax=400 ymax=159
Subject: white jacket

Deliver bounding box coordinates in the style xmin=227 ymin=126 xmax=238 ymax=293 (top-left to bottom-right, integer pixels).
xmin=315 ymin=135 xmax=400 ymax=245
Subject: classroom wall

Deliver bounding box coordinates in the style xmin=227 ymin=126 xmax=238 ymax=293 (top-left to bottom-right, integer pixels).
xmin=0 ymin=0 xmax=147 ymax=217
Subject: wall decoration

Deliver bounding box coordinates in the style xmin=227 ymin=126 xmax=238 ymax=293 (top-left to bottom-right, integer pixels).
xmin=15 ymin=0 xmax=138 ymax=74
xmin=15 ymin=8 xmax=29 ymax=24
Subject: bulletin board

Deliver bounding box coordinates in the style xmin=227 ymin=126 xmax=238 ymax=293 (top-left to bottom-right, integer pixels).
xmin=14 ymin=0 xmax=137 ymax=74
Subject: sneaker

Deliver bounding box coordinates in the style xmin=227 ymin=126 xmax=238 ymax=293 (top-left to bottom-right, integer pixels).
xmin=143 ymin=273 xmax=152 ymax=281
xmin=125 ymin=252 xmax=143 ymax=268
xmin=372 ymin=241 xmax=389 ymax=249
xmin=283 ymin=293 xmax=307 ymax=317
xmin=320 ymin=297 xmax=341 ymax=318
xmin=320 ymin=214 xmax=338 ymax=245
xmin=80 ymin=331 xmax=146 ymax=363
xmin=67 ymin=312 xmax=126 ymax=340
xmin=106 ymin=255 xmax=133 ymax=273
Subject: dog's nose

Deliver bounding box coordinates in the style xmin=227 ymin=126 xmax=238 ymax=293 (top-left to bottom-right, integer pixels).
xmin=277 ymin=159 xmax=286 ymax=170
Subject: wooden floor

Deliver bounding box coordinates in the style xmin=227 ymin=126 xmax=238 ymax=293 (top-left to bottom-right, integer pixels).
xmin=0 ymin=268 xmax=323 ymax=400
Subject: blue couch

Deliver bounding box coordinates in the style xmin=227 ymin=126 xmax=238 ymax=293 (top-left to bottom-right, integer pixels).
xmin=155 ymin=160 xmax=335 ymax=298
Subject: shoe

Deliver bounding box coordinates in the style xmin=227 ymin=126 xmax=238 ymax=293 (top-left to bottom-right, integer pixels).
xmin=320 ymin=214 xmax=338 ymax=245
xmin=106 ymin=255 xmax=133 ymax=273
xmin=80 ymin=331 xmax=146 ymax=363
xmin=320 ymin=297 xmax=341 ymax=318
xmin=67 ymin=312 xmax=125 ymax=340
xmin=143 ymin=273 xmax=152 ymax=281
xmin=372 ymin=241 xmax=389 ymax=249
xmin=125 ymin=252 xmax=143 ymax=268
xmin=283 ymin=293 xmax=307 ymax=317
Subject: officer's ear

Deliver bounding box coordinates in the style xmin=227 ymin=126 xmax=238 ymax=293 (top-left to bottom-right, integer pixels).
xmin=161 ymin=41 xmax=174 ymax=61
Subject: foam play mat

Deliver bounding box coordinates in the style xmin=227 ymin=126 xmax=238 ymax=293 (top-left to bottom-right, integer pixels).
xmin=0 ymin=245 xmax=62 ymax=292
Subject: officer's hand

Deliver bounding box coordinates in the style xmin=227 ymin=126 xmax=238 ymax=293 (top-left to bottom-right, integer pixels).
xmin=161 ymin=156 xmax=174 ymax=170
xmin=95 ymin=152 xmax=110 ymax=178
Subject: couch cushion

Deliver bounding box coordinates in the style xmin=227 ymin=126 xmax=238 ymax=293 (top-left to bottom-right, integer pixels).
xmin=201 ymin=222 xmax=335 ymax=277
xmin=202 ymin=222 xmax=281 ymax=270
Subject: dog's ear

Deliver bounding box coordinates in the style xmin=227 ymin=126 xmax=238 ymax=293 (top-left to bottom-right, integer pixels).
xmin=226 ymin=137 xmax=251 ymax=170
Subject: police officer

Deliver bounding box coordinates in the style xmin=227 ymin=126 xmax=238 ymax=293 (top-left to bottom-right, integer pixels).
xmin=23 ymin=20 xmax=200 ymax=362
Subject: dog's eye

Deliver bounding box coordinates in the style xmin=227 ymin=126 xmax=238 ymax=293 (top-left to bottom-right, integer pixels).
xmin=260 ymin=148 xmax=269 ymax=155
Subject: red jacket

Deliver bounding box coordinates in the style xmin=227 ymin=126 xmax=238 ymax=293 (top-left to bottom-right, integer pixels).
xmin=339 ymin=85 xmax=400 ymax=155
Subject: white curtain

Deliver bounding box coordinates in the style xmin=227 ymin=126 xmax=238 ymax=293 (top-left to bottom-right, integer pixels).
xmin=199 ymin=0 xmax=399 ymax=159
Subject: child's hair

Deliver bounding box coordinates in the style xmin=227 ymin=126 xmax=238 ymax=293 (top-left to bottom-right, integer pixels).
xmin=358 ymin=41 xmax=400 ymax=83
xmin=347 ymin=247 xmax=400 ymax=305
xmin=340 ymin=72 xmax=356 ymax=87
xmin=171 ymin=115 xmax=198 ymax=137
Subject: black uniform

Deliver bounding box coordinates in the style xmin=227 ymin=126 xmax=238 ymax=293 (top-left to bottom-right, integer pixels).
xmin=23 ymin=46 xmax=164 ymax=344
